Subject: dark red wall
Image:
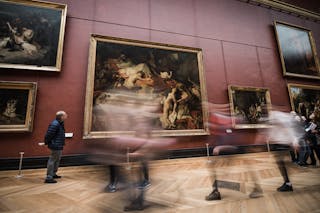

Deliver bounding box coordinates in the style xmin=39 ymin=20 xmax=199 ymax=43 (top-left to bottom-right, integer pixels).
xmin=1 ymin=0 xmax=320 ymax=158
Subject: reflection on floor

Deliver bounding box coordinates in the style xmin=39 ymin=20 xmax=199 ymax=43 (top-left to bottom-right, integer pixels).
xmin=0 ymin=151 xmax=320 ymax=213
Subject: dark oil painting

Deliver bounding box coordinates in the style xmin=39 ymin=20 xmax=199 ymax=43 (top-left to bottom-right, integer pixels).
xmin=0 ymin=0 xmax=66 ymax=71
xmin=84 ymin=35 xmax=209 ymax=138
xmin=288 ymin=84 xmax=320 ymax=122
xmin=274 ymin=21 xmax=320 ymax=79
xmin=0 ymin=88 xmax=29 ymax=125
xmin=229 ymin=86 xmax=271 ymax=129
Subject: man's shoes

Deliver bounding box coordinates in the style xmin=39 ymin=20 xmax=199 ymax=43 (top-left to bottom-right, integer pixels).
xmin=277 ymin=182 xmax=293 ymax=192
xmin=292 ymin=160 xmax=299 ymax=164
xmin=53 ymin=175 xmax=62 ymax=179
xmin=138 ymin=180 xmax=151 ymax=189
xmin=105 ymin=183 xmax=117 ymax=193
xmin=297 ymin=162 xmax=308 ymax=167
xmin=205 ymin=189 xmax=221 ymax=201
xmin=124 ymin=203 xmax=144 ymax=211
xmin=44 ymin=179 xmax=57 ymax=184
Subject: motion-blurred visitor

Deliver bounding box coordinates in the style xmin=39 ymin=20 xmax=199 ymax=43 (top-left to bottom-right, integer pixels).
xmin=87 ymin=90 xmax=175 ymax=211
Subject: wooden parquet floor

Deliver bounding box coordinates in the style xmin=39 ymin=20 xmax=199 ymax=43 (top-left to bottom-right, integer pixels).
xmin=1 ymin=151 xmax=320 ymax=213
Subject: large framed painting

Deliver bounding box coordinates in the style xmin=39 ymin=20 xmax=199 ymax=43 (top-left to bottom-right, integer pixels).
xmin=83 ymin=35 xmax=209 ymax=138
xmin=287 ymin=83 xmax=320 ymax=120
xmin=0 ymin=0 xmax=67 ymax=71
xmin=0 ymin=81 xmax=37 ymax=132
xmin=274 ymin=21 xmax=320 ymax=80
xmin=228 ymin=85 xmax=272 ymax=129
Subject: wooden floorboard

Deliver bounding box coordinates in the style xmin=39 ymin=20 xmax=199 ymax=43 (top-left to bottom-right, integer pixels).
xmin=0 ymin=151 xmax=320 ymax=212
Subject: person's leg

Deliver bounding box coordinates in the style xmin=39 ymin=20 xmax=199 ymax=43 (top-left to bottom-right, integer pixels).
xmin=213 ymin=179 xmax=218 ymax=190
xmin=249 ymin=170 xmax=263 ymax=198
xmin=298 ymin=144 xmax=308 ymax=165
xmin=124 ymin=162 xmax=146 ymax=211
xmin=205 ymin=176 xmax=221 ymax=200
xmin=124 ymin=189 xmax=144 ymax=211
xmin=305 ymin=144 xmax=312 ymax=163
xmin=289 ymin=149 xmax=298 ymax=163
xmin=314 ymin=145 xmax=320 ymax=163
xmin=277 ymin=158 xmax=293 ymax=192
xmin=309 ymin=145 xmax=316 ymax=165
xmin=46 ymin=150 xmax=55 ymax=179
xmin=139 ymin=161 xmax=151 ymax=188
xmin=45 ymin=150 xmax=59 ymax=183
xmin=278 ymin=159 xmax=290 ymax=183
xmin=53 ymin=150 xmax=62 ymax=177
xmin=105 ymin=165 xmax=117 ymax=192
xmin=296 ymin=151 xmax=300 ymax=163
xmin=110 ymin=165 xmax=117 ymax=184
xmin=142 ymin=161 xmax=149 ymax=182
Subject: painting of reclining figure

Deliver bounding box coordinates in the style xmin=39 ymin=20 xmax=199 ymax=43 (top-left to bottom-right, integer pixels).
xmin=83 ymin=35 xmax=209 ymax=138
xmin=0 ymin=0 xmax=67 ymax=71
xmin=228 ymin=86 xmax=271 ymax=129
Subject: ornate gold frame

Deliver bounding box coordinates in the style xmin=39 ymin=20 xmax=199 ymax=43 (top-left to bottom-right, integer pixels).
xmin=287 ymin=83 xmax=320 ymax=113
xmin=274 ymin=21 xmax=320 ymax=80
xmin=83 ymin=34 xmax=209 ymax=139
xmin=0 ymin=81 xmax=37 ymax=132
xmin=241 ymin=0 xmax=320 ymax=22
xmin=0 ymin=0 xmax=67 ymax=72
xmin=228 ymin=85 xmax=272 ymax=129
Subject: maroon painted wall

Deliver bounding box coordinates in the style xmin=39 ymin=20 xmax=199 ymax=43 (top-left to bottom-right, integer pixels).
xmin=0 ymin=0 xmax=320 ymax=158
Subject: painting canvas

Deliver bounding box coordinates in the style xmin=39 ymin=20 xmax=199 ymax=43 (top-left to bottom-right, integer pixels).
xmin=0 ymin=81 xmax=37 ymax=132
xmin=228 ymin=86 xmax=271 ymax=129
xmin=0 ymin=0 xmax=67 ymax=71
xmin=287 ymin=84 xmax=320 ymax=121
xmin=274 ymin=21 xmax=320 ymax=79
xmin=83 ymin=35 xmax=209 ymax=138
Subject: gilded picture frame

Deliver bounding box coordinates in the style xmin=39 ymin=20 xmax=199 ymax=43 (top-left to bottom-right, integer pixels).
xmin=274 ymin=21 xmax=320 ymax=80
xmin=0 ymin=0 xmax=67 ymax=72
xmin=287 ymin=83 xmax=320 ymax=120
xmin=83 ymin=34 xmax=209 ymax=138
xmin=228 ymin=85 xmax=272 ymax=129
xmin=0 ymin=81 xmax=37 ymax=132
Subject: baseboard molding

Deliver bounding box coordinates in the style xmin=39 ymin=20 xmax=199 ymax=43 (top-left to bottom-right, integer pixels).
xmin=0 ymin=144 xmax=290 ymax=170
xmin=167 ymin=143 xmax=289 ymax=159
xmin=0 ymin=154 xmax=94 ymax=171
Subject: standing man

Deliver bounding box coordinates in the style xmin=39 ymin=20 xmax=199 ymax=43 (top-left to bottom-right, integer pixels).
xmin=44 ymin=111 xmax=67 ymax=183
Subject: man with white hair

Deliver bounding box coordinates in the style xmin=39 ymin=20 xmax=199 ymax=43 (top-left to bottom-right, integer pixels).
xmin=44 ymin=111 xmax=68 ymax=183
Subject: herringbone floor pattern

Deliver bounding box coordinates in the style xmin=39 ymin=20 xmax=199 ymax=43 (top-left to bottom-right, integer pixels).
xmin=1 ymin=151 xmax=320 ymax=212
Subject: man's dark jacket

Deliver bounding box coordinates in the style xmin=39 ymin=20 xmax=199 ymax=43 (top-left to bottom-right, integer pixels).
xmin=45 ymin=119 xmax=65 ymax=150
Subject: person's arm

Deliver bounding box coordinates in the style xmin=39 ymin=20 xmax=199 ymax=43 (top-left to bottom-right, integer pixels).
xmin=44 ymin=122 xmax=59 ymax=144
xmin=6 ymin=22 xmax=15 ymax=34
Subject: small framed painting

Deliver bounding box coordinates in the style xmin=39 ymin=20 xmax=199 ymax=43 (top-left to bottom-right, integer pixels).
xmin=0 ymin=81 xmax=37 ymax=132
xmin=287 ymin=83 xmax=320 ymax=120
xmin=228 ymin=85 xmax=271 ymax=129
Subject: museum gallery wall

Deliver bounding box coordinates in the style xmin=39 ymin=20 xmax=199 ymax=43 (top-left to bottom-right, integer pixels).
xmin=0 ymin=0 xmax=319 ymax=158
